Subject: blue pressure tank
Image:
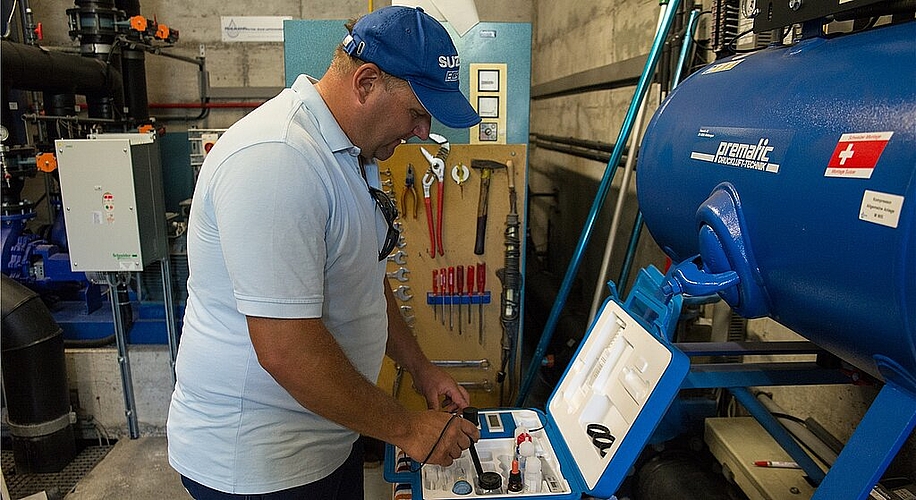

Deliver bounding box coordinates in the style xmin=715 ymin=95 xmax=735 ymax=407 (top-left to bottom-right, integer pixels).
xmin=636 ymin=21 xmax=915 ymax=381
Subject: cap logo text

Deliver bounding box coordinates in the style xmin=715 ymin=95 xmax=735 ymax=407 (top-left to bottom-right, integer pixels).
xmin=438 ymin=55 xmax=460 ymax=69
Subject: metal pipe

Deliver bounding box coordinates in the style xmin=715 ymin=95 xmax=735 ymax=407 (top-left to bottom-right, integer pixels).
xmin=161 ymin=256 xmax=179 ymax=386
xmin=588 ymin=99 xmax=649 ymax=324
xmin=616 ymin=9 xmax=700 ymax=297
xmin=530 ymin=133 xmax=618 ymax=154
xmin=149 ymin=102 xmax=263 ymax=109
xmin=530 ymin=137 xmax=611 ymax=163
xmin=517 ymin=0 xmax=682 ymax=406
xmin=21 ymin=113 xmax=119 ymax=124
xmin=0 ymin=40 xmax=123 ymax=103
xmin=108 ymin=272 xmax=140 ymax=439
xmin=617 ymin=211 xmax=643 ymax=293
xmin=730 ymin=387 xmax=825 ymax=484
xmin=0 ymin=275 xmax=77 ymax=472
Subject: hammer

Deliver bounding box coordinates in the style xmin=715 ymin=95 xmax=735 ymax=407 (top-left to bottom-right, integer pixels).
xmin=471 ymin=159 xmax=507 ymax=255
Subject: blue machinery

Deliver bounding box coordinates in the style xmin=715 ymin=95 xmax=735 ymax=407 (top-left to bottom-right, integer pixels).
xmin=1 ymin=0 xmax=184 ymax=440
xmin=520 ymin=4 xmax=914 ymax=500
xmin=638 ymin=18 xmax=916 ymax=499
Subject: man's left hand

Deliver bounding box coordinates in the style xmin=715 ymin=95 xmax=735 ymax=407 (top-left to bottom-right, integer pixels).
xmin=412 ymin=363 xmax=470 ymax=412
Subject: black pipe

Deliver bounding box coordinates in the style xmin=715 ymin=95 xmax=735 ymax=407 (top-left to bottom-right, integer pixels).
xmin=116 ymin=0 xmax=150 ymax=122
xmin=1 ymin=274 xmax=77 ymax=473
xmin=0 ymin=40 xmax=123 ymax=108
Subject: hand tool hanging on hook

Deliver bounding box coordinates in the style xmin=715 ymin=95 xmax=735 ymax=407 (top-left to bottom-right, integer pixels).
xmin=401 ymin=164 xmax=418 ymax=219
xmin=447 ymin=266 xmax=455 ymax=332
xmin=439 ymin=267 xmax=447 ymax=325
xmin=466 ymin=265 xmax=474 ymax=325
xmin=456 ymin=265 xmax=464 ymax=335
xmin=421 ymin=134 xmax=449 ymax=257
xmin=497 ymin=159 xmax=522 ymax=404
xmin=471 ymin=160 xmax=507 ymax=255
xmin=431 ymin=269 xmax=439 ymax=321
xmin=477 ymin=262 xmax=486 ymax=345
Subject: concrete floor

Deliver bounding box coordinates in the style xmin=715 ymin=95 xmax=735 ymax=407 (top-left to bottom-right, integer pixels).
xmin=62 ymin=437 xmax=392 ymax=500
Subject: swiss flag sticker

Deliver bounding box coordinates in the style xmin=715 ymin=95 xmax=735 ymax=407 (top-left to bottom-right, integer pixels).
xmin=825 ymin=131 xmax=893 ymax=179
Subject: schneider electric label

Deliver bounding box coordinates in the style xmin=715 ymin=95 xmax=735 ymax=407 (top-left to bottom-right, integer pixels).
xmin=690 ymin=127 xmax=794 ymax=174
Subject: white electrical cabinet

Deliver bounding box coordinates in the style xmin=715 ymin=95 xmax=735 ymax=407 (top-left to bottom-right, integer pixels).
xmin=56 ymin=133 xmax=168 ymax=272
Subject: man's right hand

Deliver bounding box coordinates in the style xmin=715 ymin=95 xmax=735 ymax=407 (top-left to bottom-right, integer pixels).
xmin=399 ymin=410 xmax=480 ymax=466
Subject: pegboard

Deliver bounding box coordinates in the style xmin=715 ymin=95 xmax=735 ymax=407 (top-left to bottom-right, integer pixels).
xmin=377 ymin=143 xmax=527 ymax=410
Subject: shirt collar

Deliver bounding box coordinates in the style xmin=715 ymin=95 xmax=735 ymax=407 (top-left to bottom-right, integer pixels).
xmin=291 ymin=75 xmax=361 ymax=157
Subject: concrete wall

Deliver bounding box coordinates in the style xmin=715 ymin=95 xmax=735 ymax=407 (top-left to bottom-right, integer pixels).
xmin=529 ymin=0 xmax=667 ymax=303
xmin=27 ymin=0 xmax=533 ymax=130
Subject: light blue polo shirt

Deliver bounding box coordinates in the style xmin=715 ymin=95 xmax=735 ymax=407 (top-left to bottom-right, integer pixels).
xmin=168 ymin=75 xmax=389 ymax=494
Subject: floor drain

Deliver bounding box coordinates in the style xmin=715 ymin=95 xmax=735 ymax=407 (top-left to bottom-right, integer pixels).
xmin=1 ymin=443 xmax=113 ymax=499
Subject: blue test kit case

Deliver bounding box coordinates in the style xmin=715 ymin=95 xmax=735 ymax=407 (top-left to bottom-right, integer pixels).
xmin=385 ymin=267 xmax=689 ymax=498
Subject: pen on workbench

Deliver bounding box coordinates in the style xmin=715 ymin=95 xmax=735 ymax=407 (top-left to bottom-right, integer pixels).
xmin=754 ymin=460 xmax=801 ymax=469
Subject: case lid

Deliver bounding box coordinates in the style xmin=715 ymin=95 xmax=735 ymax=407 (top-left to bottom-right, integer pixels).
xmin=546 ymin=266 xmax=689 ymax=498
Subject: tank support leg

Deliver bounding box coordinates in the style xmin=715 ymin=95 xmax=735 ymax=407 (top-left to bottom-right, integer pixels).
xmin=812 ymin=378 xmax=916 ymax=500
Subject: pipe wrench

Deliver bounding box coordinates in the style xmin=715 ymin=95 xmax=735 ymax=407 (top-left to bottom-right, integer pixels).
xmin=420 ymin=133 xmax=449 ymax=257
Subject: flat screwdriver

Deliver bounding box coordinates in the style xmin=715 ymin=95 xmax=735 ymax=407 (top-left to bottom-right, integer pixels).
xmin=477 ymin=263 xmax=486 ymax=345
xmin=439 ymin=267 xmax=447 ymax=325
xmin=456 ymin=265 xmax=464 ymax=335
xmin=466 ymin=265 xmax=474 ymax=325
xmin=432 ymin=269 xmax=439 ymax=321
xmin=447 ymin=266 xmax=455 ymax=331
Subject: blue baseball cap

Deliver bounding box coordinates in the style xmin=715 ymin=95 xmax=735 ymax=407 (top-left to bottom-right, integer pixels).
xmin=342 ymin=6 xmax=481 ymax=129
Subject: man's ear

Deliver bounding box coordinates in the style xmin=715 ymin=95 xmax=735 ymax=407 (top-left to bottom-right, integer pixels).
xmin=353 ymin=63 xmax=383 ymax=104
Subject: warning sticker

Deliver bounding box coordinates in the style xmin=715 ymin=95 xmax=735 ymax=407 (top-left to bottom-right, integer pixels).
xmin=825 ymin=131 xmax=893 ymax=179
xmin=859 ymin=190 xmax=904 ymax=229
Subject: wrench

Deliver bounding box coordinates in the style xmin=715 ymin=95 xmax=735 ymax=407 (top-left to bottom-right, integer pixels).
xmin=387 ymin=250 xmax=407 ymax=265
xmin=432 ymin=359 xmax=490 ymax=369
xmin=392 ymin=285 xmax=413 ymax=301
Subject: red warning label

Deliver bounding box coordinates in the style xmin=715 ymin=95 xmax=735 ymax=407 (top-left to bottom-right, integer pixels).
xmin=825 ymin=131 xmax=893 ymax=179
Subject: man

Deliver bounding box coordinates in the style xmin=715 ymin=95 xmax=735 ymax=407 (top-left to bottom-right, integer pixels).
xmin=167 ymin=6 xmax=481 ymax=499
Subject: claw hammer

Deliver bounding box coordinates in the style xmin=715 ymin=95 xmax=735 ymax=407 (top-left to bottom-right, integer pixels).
xmin=471 ymin=160 xmax=507 ymax=255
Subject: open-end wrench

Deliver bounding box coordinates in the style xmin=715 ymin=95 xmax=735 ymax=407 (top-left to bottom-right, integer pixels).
xmin=386 ymin=267 xmax=410 ymax=282
xmin=387 ymin=250 xmax=407 ymax=265
xmin=432 ymin=359 xmax=490 ymax=369
xmin=392 ymin=285 xmax=412 ymax=302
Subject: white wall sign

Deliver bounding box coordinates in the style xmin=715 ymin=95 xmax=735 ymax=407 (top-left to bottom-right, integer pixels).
xmin=221 ymin=16 xmax=292 ymax=42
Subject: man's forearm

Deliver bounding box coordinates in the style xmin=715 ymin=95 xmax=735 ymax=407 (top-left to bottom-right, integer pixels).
xmin=248 ymin=315 xmax=413 ymax=444
xmin=384 ymin=284 xmax=435 ymax=377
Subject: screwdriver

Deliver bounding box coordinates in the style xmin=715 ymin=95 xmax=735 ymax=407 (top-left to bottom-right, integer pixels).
xmin=466 ymin=265 xmax=474 ymax=325
xmin=477 ymin=263 xmax=486 ymax=345
xmin=447 ymin=267 xmax=455 ymax=331
xmin=456 ymin=265 xmax=464 ymax=335
xmin=432 ymin=269 xmax=439 ymax=321
xmin=439 ymin=267 xmax=447 ymax=325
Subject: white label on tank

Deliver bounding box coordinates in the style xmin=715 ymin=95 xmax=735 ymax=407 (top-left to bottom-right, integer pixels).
xmin=859 ymin=190 xmax=904 ymax=228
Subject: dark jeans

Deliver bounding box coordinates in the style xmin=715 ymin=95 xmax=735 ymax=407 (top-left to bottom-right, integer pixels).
xmin=181 ymin=441 xmax=365 ymax=500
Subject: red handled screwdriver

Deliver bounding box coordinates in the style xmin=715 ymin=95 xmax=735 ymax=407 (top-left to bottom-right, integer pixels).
xmin=447 ymin=267 xmax=455 ymax=331
xmin=432 ymin=269 xmax=439 ymax=321
xmin=477 ymin=263 xmax=486 ymax=345
xmin=439 ymin=267 xmax=446 ymax=325
xmin=466 ymin=265 xmax=474 ymax=325
xmin=456 ymin=265 xmax=464 ymax=335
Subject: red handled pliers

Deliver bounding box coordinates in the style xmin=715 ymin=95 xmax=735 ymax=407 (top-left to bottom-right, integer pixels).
xmin=421 ymin=133 xmax=449 ymax=258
